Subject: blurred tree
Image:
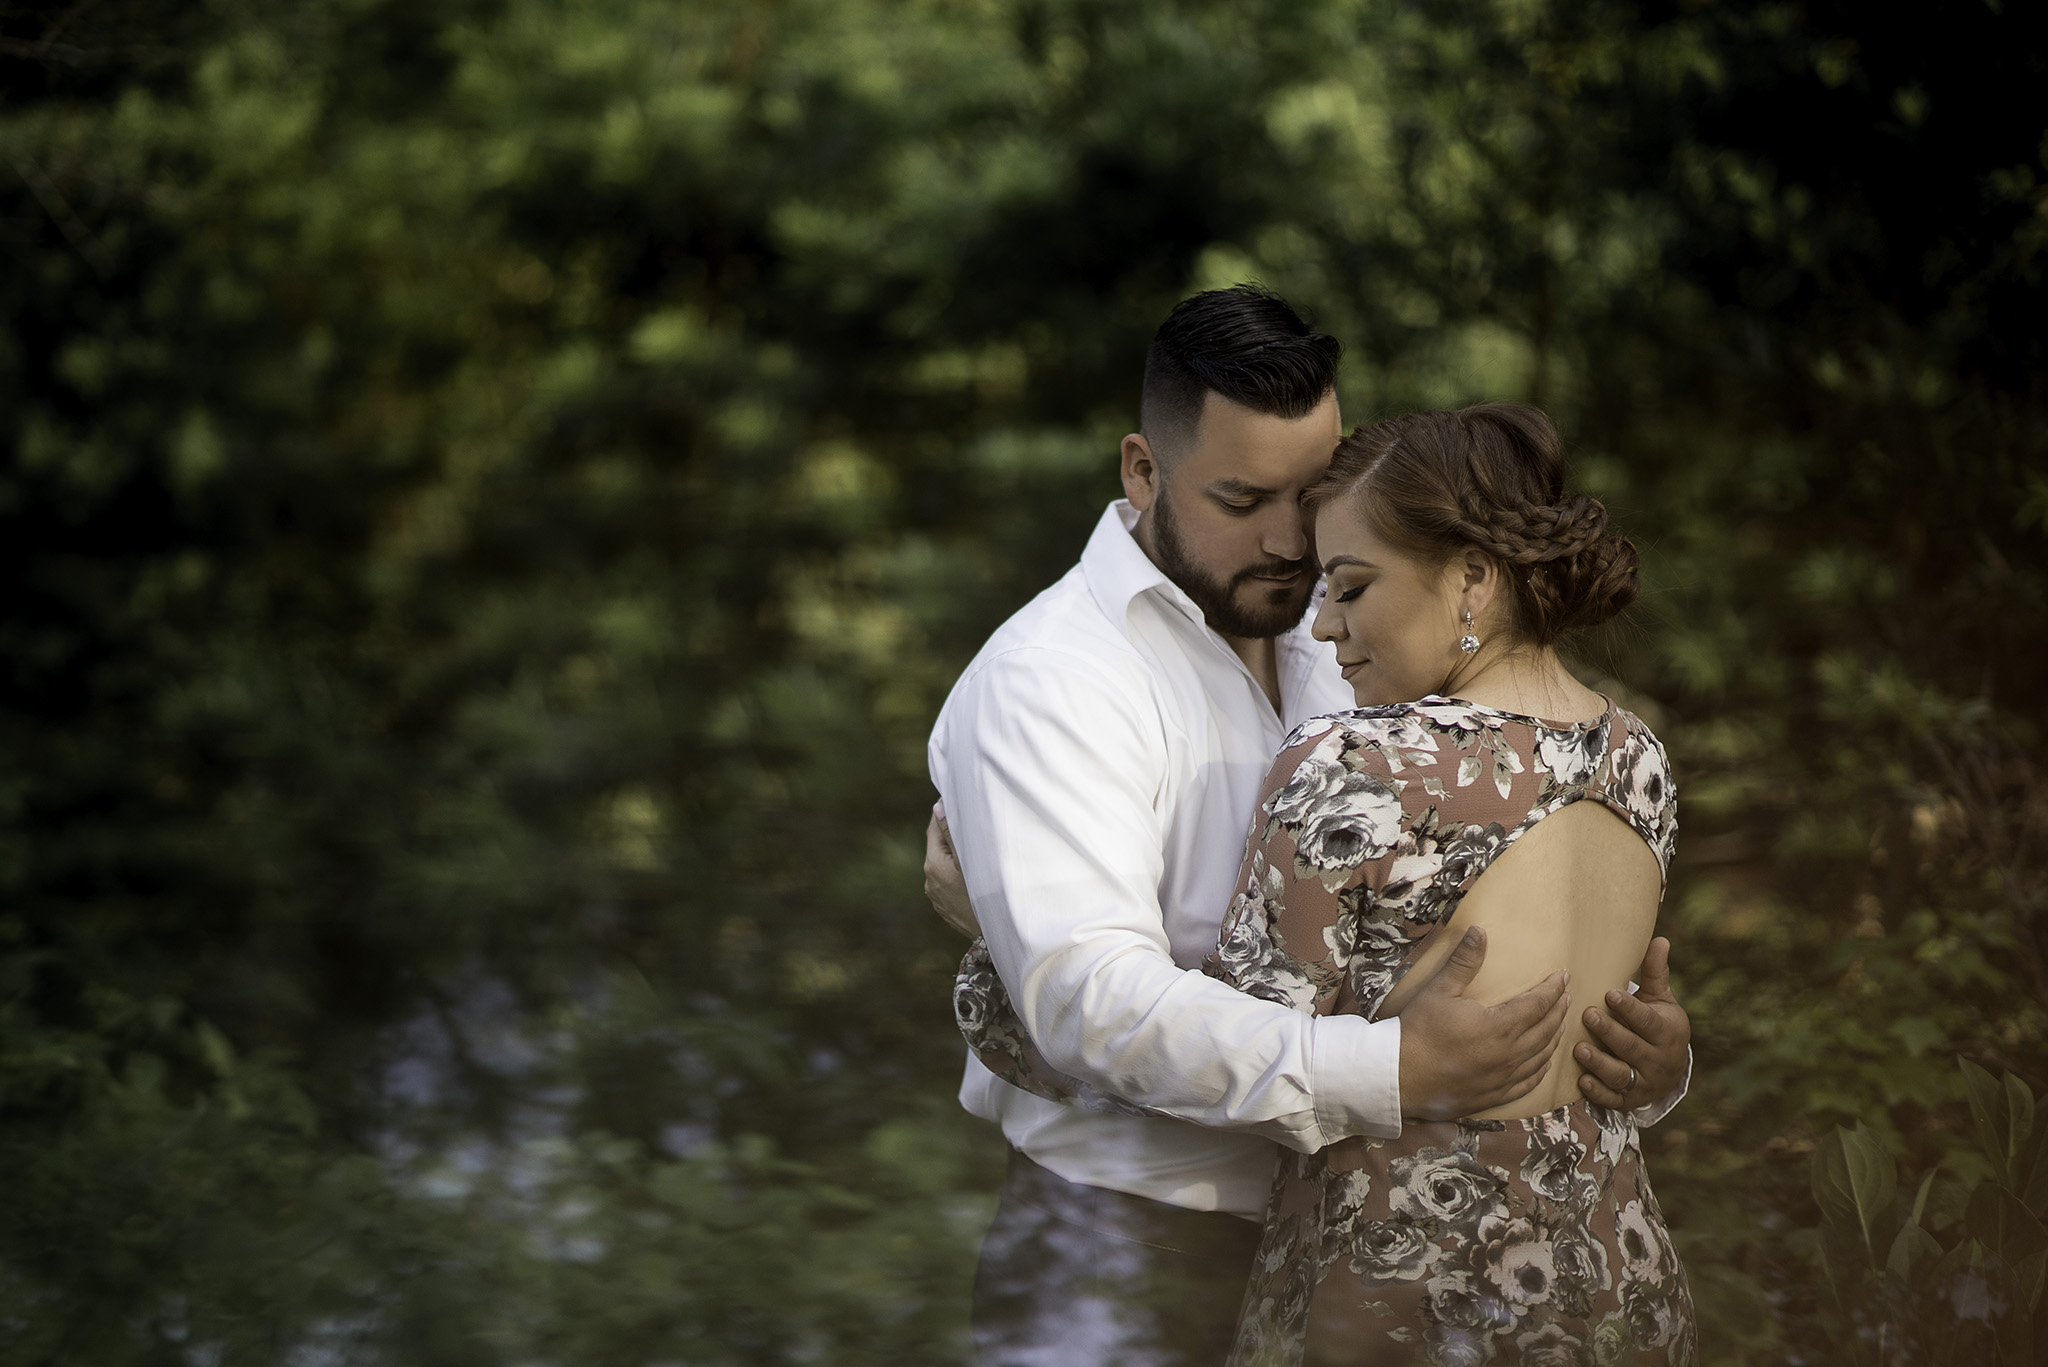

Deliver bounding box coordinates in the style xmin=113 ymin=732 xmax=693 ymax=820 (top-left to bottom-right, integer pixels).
xmin=0 ymin=0 xmax=2042 ymax=1362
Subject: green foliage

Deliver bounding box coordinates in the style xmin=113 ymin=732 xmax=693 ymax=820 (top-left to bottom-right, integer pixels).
xmin=1 ymin=0 xmax=2043 ymax=1362
xmin=1811 ymin=1063 xmax=2048 ymax=1364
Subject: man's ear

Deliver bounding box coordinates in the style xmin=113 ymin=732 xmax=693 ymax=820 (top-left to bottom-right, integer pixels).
xmin=1120 ymin=433 xmax=1161 ymax=511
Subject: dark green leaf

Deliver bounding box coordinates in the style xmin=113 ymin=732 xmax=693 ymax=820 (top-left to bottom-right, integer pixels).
xmin=1969 ymin=1182 xmax=2048 ymax=1266
xmin=2006 ymin=1072 xmax=2036 ymax=1177
xmin=1908 ymin=1169 xmax=1937 ymax=1233
xmin=1886 ymin=1222 xmax=1942 ymax=1282
xmin=1964 ymin=1057 xmax=2015 ymax=1189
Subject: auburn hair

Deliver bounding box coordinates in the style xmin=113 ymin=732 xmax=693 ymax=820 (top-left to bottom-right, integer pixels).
xmin=1303 ymin=403 xmax=1639 ymax=647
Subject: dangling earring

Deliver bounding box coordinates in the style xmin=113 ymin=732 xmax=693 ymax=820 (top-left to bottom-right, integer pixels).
xmin=1458 ymin=611 xmax=1480 ymax=655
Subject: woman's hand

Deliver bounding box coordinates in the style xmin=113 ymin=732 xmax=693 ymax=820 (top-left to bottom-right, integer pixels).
xmin=1573 ymin=936 xmax=1691 ymax=1108
xmin=923 ymin=800 xmax=981 ymax=938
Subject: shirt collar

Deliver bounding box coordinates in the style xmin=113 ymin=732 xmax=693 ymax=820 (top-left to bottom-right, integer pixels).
xmin=1081 ymin=499 xmax=1326 ymax=658
xmin=1082 ymin=500 xmax=1187 ymax=628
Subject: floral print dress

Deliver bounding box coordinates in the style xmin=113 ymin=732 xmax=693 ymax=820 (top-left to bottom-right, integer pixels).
xmin=954 ymin=697 xmax=1694 ymax=1366
xmin=1216 ymin=699 xmax=1694 ymax=1366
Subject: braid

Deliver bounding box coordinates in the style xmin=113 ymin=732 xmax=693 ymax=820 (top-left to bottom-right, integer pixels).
xmin=1450 ymin=495 xmax=1609 ymax=566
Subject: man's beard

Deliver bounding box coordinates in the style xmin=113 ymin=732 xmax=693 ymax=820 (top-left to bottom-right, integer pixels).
xmin=1151 ymin=490 xmax=1316 ymax=640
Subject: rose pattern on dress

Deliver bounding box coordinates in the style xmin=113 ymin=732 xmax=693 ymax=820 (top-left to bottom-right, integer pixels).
xmin=1388 ymin=1147 xmax=1514 ymax=1234
xmin=1535 ymin=717 xmax=1612 ymax=793
xmin=1609 ymin=718 xmax=1677 ymax=872
xmin=1350 ymin=1218 xmax=1444 ymax=1283
xmin=1516 ymin=1322 xmax=1592 ymax=1367
xmin=1231 ymin=1108 xmax=1692 ymax=1366
xmin=1264 ymin=730 xmax=1408 ymax=887
xmin=1548 ymin=1222 xmax=1613 ymax=1320
xmin=1212 ymin=850 xmax=1339 ymax=1013
xmin=1366 ymin=808 xmax=1512 ymax=932
xmin=953 ymin=939 xmax=1026 ymax=1073
xmin=1220 ymin=698 xmax=1692 ymax=1366
xmin=1324 ymin=910 xmax=1411 ymax=1009
xmin=1593 ymin=1099 xmax=1635 ymax=1172
xmin=1480 ymin=1218 xmax=1559 ymax=1310
xmin=1316 ymin=1166 xmax=1375 ymax=1276
xmin=1522 ymin=1111 xmax=1597 ymax=1210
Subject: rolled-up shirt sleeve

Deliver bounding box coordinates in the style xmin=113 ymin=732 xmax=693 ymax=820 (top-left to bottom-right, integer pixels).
xmin=934 ymin=645 xmax=1401 ymax=1150
xmin=1631 ymin=1055 xmax=1691 ymax=1127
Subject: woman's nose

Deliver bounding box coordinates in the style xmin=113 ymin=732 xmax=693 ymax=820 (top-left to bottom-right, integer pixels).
xmin=1311 ymin=592 xmax=1342 ymax=642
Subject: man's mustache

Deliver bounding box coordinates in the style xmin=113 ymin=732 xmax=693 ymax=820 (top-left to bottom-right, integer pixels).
xmin=1233 ymin=556 xmax=1312 ymax=585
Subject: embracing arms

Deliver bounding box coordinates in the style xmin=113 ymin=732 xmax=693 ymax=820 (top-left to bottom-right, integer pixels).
xmin=930 ymin=775 xmax=1690 ymax=1126
xmin=930 ymin=649 xmax=1407 ymax=1149
xmin=929 ymin=651 xmax=1662 ymax=1131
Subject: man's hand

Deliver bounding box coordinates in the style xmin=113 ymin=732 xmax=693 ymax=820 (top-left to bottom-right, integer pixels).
xmin=923 ymin=800 xmax=981 ymax=938
xmin=1398 ymin=926 xmax=1572 ymax=1121
xmin=1574 ymin=936 xmax=1690 ymax=1109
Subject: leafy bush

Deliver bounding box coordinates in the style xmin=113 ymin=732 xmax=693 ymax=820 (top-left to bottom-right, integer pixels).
xmin=1812 ymin=1062 xmax=2048 ymax=1364
xmin=2 ymin=0 xmax=2042 ymax=1361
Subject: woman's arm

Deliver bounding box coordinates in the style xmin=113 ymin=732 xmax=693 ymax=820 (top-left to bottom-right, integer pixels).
xmin=952 ymin=939 xmax=1168 ymax=1119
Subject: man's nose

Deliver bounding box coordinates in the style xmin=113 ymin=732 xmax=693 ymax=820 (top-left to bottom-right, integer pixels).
xmin=1262 ymin=506 xmax=1308 ymax=563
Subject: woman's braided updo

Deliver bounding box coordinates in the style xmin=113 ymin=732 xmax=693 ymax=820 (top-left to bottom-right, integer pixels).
xmin=1303 ymin=403 xmax=1639 ymax=646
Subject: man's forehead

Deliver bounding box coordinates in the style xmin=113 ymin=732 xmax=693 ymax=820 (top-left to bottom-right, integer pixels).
xmin=1185 ymin=389 xmax=1343 ymax=485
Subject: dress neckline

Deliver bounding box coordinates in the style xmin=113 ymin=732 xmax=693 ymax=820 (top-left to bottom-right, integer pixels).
xmin=1422 ymin=692 xmax=1616 ymax=732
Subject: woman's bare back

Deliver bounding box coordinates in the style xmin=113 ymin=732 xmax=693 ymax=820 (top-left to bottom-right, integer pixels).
xmin=1205 ymin=695 xmax=1678 ymax=1122
xmin=1377 ymin=798 xmax=1663 ymax=1116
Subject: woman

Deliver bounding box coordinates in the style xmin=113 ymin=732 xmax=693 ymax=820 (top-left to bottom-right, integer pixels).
xmin=954 ymin=402 xmax=1695 ymax=1364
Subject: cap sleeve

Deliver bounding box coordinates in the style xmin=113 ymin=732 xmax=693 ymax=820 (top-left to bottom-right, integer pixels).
xmin=1207 ymin=711 xmax=1450 ymax=1019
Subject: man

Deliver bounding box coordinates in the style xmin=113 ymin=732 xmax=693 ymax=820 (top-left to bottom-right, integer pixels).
xmin=925 ymin=286 xmax=1690 ymax=1366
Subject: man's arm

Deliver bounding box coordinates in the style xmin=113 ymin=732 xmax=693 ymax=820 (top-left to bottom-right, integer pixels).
xmin=928 ymin=799 xmax=1670 ymax=1120
xmin=931 ymin=656 xmax=1569 ymax=1143
xmin=937 ymin=648 xmax=1390 ymax=1149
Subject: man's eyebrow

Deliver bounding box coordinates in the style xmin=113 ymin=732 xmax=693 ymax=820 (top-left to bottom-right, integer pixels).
xmin=1206 ymin=478 xmax=1276 ymax=498
xmin=1322 ymin=554 xmax=1376 ymax=574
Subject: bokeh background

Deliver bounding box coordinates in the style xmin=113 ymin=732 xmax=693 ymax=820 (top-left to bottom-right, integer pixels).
xmin=3 ymin=0 xmax=2044 ymax=1361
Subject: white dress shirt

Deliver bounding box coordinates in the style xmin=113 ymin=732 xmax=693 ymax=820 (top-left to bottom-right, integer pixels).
xmin=928 ymin=501 xmax=1399 ymax=1218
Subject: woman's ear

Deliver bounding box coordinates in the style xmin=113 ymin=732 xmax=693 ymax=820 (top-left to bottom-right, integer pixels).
xmin=1459 ymin=548 xmax=1502 ymax=620
xmin=1120 ymin=433 xmax=1160 ymax=511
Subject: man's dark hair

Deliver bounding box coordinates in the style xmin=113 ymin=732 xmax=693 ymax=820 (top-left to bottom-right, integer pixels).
xmin=1140 ymin=284 xmax=1341 ymax=464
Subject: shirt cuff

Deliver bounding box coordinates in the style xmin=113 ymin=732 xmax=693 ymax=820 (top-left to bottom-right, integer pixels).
xmin=1309 ymin=1013 xmax=1403 ymax=1144
xmin=1630 ymin=1045 xmax=1692 ymax=1127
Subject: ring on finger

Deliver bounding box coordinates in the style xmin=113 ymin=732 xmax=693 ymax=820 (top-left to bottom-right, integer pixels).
xmin=1623 ymin=1064 xmax=1637 ymax=1092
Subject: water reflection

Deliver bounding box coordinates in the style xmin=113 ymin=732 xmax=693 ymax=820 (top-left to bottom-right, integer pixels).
xmin=972 ymin=1149 xmax=1257 ymax=1367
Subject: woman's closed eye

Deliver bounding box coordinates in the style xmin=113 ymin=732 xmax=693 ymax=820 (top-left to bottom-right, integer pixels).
xmin=1334 ymin=583 xmax=1366 ymax=603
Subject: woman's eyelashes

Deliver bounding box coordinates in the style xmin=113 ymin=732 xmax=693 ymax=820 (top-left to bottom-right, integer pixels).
xmin=1334 ymin=583 xmax=1365 ymax=604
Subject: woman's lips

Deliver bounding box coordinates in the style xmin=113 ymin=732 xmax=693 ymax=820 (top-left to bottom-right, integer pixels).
xmin=1339 ymin=659 xmax=1367 ymax=679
